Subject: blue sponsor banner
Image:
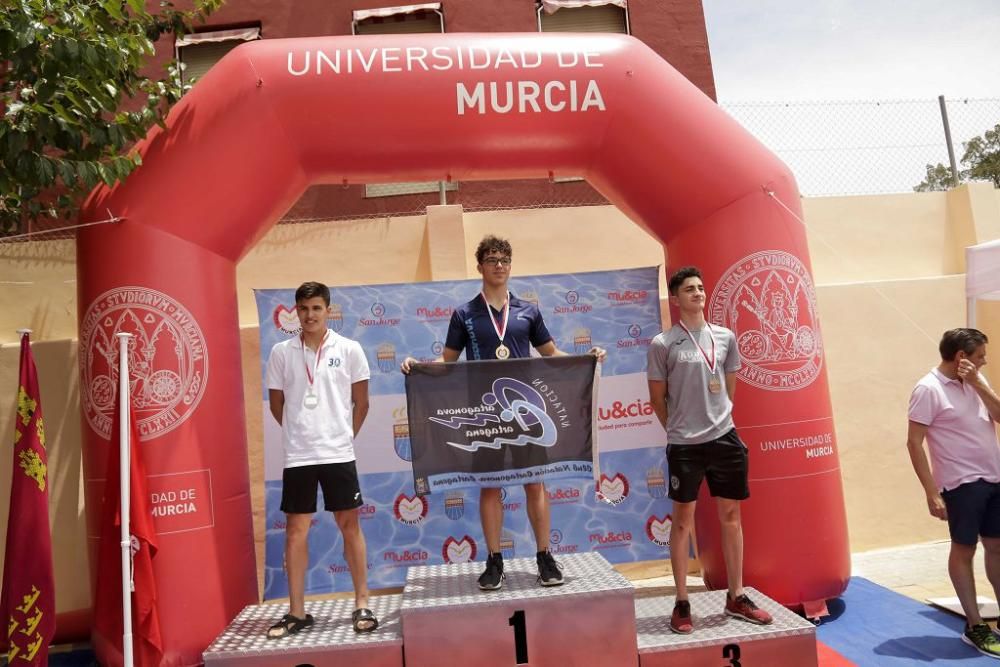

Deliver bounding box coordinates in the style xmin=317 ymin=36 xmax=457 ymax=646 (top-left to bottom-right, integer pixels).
xmin=255 ymin=266 xmax=672 ymax=599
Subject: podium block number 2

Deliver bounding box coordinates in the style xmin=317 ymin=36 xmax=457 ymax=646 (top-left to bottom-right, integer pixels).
xmin=508 ymin=610 xmax=528 ymax=664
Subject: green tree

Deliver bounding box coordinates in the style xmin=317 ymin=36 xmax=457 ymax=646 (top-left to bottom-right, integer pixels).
xmin=0 ymin=0 xmax=222 ymax=235
xmin=914 ymin=163 xmax=956 ymax=192
xmin=915 ymin=123 xmax=1000 ymax=192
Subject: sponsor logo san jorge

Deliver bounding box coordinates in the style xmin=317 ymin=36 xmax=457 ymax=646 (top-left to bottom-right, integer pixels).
xmin=361 ymin=301 xmax=401 ymax=327
xmin=617 ymin=323 xmax=654 ymax=349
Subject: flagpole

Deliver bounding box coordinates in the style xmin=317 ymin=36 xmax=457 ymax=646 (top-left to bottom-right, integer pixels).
xmin=116 ymin=333 xmax=135 ymax=667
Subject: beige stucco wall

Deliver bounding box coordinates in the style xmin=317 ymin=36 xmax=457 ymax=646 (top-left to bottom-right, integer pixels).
xmin=1 ymin=184 xmax=997 ymax=618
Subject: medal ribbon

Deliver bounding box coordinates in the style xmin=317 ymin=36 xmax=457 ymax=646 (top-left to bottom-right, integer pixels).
xmin=481 ymin=290 xmax=510 ymax=345
xmin=677 ymin=322 xmax=717 ymax=374
xmin=301 ymin=330 xmax=330 ymax=388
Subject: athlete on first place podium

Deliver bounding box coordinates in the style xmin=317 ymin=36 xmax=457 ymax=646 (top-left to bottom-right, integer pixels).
xmin=402 ymin=235 xmax=606 ymax=592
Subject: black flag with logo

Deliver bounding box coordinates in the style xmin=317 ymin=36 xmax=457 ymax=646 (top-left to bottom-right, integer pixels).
xmin=405 ymin=355 xmax=598 ymax=495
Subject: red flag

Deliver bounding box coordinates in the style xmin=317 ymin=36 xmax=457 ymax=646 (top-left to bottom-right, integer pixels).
xmin=92 ymin=397 xmax=163 ymax=667
xmin=0 ymin=334 xmax=56 ymax=665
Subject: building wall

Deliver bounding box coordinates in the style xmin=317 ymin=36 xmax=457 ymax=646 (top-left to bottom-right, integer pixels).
xmin=151 ymin=0 xmax=717 ymax=221
xmin=1 ymin=184 xmax=996 ymax=617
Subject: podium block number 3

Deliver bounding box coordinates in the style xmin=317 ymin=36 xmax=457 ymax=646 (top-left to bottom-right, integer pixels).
xmin=508 ymin=610 xmax=528 ymax=664
xmin=723 ymin=643 xmax=742 ymax=667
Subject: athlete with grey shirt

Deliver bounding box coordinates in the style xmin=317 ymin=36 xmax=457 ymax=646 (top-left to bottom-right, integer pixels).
xmin=647 ymin=266 xmax=772 ymax=634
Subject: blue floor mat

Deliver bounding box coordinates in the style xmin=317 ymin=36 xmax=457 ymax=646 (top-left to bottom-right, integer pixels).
xmin=817 ymin=576 xmax=998 ymax=665
xmin=46 ymin=648 xmax=96 ymax=666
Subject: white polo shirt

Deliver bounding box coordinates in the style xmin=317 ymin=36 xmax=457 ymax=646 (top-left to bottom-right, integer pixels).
xmin=266 ymin=329 xmax=370 ymax=468
xmin=908 ymin=367 xmax=1000 ymax=492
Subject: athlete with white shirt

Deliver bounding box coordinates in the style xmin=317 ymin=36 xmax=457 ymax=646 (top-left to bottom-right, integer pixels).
xmin=265 ymin=281 xmax=375 ymax=638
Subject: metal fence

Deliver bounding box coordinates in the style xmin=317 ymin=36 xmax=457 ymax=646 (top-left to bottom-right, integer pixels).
xmin=4 ymin=96 xmax=998 ymax=242
xmin=721 ymin=97 xmax=1000 ymax=197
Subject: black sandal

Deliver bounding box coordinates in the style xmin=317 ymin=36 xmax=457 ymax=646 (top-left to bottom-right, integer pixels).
xmin=352 ymin=607 xmax=378 ymax=633
xmin=267 ymin=613 xmax=314 ymax=639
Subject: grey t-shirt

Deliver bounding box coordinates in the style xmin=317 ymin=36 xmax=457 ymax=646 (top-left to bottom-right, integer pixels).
xmin=646 ymin=323 xmax=741 ymax=445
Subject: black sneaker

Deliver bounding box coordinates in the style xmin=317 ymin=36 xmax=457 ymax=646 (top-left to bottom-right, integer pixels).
xmin=536 ymin=550 xmax=564 ymax=586
xmin=478 ymin=552 xmax=505 ymax=591
xmin=963 ymin=623 xmax=1000 ymax=659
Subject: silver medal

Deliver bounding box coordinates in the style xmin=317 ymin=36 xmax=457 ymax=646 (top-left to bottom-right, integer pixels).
xmin=303 ymin=390 xmax=319 ymax=410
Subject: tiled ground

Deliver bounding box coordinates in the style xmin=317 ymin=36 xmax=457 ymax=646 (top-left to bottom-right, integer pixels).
xmin=852 ymin=539 xmax=995 ymax=606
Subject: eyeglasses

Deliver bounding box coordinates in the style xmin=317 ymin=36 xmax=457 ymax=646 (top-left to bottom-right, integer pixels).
xmin=482 ymin=257 xmax=512 ymax=267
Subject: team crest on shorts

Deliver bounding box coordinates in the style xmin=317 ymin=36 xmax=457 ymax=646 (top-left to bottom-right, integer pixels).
xmin=376 ymin=343 xmax=397 ymax=373
xmin=500 ymin=533 xmax=515 ymax=559
xmin=646 ymin=467 xmax=667 ymax=498
xmin=708 ymin=250 xmax=822 ymax=392
xmin=81 ymin=286 xmax=208 ymax=441
xmin=328 ymin=303 xmax=344 ymax=332
xmin=392 ymin=407 xmax=412 ymax=461
xmin=444 ymin=491 xmax=465 ymax=520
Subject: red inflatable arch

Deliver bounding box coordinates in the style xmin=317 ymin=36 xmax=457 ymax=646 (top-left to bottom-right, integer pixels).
xmin=78 ymin=33 xmax=849 ymax=665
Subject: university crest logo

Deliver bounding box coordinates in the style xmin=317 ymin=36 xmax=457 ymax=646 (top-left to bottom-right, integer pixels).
xmin=81 ymin=287 xmax=208 ymax=441
xmin=709 ymin=250 xmax=822 ymax=392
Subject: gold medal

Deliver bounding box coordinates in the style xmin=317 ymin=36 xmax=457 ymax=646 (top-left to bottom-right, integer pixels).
xmin=481 ymin=290 xmax=512 ymax=361
xmin=708 ymin=377 xmax=722 ymax=394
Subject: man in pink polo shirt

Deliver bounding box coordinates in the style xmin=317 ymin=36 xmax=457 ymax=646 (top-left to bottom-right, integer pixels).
xmin=907 ymin=328 xmax=1000 ymax=658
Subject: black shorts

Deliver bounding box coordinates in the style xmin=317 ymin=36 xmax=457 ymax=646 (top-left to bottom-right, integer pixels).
xmin=666 ymin=428 xmax=749 ymax=503
xmin=472 ymin=444 xmax=550 ymax=484
xmin=941 ymin=478 xmax=1000 ymax=546
xmin=280 ymin=462 xmax=363 ymax=514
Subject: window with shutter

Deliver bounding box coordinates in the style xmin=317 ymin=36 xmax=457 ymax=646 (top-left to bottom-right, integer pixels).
xmin=538 ymin=3 xmax=629 ymax=34
xmin=177 ymin=26 xmax=262 ymax=86
xmin=354 ymin=4 xmax=451 ymax=199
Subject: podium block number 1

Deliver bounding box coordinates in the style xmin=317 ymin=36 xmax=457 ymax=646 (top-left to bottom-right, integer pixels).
xmin=508 ymin=610 xmax=528 ymax=664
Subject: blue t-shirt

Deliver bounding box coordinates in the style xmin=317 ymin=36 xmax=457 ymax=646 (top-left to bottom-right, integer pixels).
xmin=445 ymin=293 xmax=552 ymax=360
